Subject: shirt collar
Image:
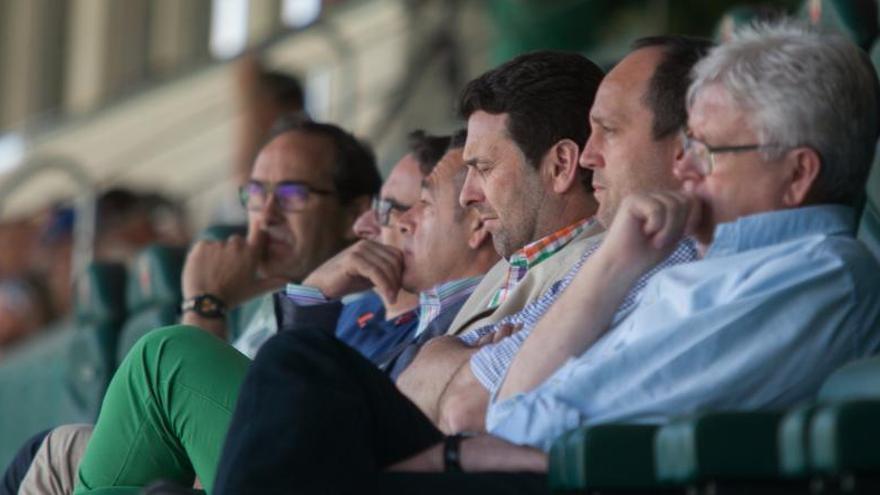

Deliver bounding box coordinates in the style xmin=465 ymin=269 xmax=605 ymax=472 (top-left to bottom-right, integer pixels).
xmin=508 ymin=217 xmax=597 ymax=269
xmin=415 ymin=276 xmax=483 ymax=337
xmin=706 ymin=204 xmax=857 ymax=257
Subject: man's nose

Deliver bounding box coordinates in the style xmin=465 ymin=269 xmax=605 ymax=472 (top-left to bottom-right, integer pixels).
xmin=579 ymin=136 xmax=603 ymax=170
xmin=459 ymin=167 xmax=484 ymax=208
xmin=673 ymin=147 xmax=705 ymax=184
xmin=353 ymin=209 xmax=380 ymax=241
xmin=396 ymin=208 xmax=415 ymax=235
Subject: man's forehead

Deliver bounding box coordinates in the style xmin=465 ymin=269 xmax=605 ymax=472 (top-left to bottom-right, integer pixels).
xmin=253 ymin=131 xmax=336 ymax=181
xmin=592 ymin=48 xmax=659 ymax=120
xmin=425 ymin=148 xmax=465 ymax=189
xmin=463 ymin=111 xmax=511 ymax=160
xmin=382 ymin=153 xmax=422 ymax=200
xmin=686 ymin=84 xmax=745 ymax=138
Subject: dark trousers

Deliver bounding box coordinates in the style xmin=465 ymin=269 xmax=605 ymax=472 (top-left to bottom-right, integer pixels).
xmin=213 ymin=328 xmax=548 ymax=495
xmin=0 ymin=429 xmax=49 ymax=495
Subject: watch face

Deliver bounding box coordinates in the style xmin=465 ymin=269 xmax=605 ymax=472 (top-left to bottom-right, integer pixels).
xmin=185 ymin=294 xmax=226 ymax=318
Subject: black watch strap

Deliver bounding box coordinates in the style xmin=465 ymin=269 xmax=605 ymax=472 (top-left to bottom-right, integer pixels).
xmin=443 ymin=434 xmax=466 ymax=473
xmin=181 ymin=293 xmax=227 ymax=319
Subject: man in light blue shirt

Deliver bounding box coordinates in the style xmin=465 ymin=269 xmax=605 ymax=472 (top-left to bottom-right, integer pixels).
xmin=486 ymin=22 xmax=880 ymax=452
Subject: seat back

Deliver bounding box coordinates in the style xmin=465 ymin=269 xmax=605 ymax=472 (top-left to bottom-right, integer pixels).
xmin=117 ymin=245 xmax=188 ymax=363
xmin=800 ymin=0 xmax=878 ymax=49
xmin=858 ymin=142 xmax=880 ymax=260
xmin=198 ymin=224 xmax=246 ymax=241
xmin=817 ymin=355 xmax=880 ymax=401
xmin=66 ymin=262 xmax=127 ymax=418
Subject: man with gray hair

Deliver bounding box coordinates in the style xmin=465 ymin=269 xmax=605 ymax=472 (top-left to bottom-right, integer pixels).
xmin=204 ymin=22 xmax=880 ymax=494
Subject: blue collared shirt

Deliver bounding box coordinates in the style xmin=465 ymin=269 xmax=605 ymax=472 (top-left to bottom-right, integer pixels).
xmin=486 ymin=205 xmax=880 ymax=451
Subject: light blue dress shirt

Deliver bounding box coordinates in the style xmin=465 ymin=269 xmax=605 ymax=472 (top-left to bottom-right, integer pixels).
xmin=486 ymin=205 xmax=880 ymax=451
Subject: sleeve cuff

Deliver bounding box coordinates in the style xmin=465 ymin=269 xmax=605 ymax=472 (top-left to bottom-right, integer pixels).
xmin=285 ymin=283 xmax=330 ymax=305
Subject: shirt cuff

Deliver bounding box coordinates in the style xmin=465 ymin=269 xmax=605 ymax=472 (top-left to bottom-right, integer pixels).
xmin=285 ymin=283 xmax=330 ymax=306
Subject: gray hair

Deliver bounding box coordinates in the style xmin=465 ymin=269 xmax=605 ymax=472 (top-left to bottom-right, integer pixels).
xmin=687 ymin=20 xmax=879 ymax=206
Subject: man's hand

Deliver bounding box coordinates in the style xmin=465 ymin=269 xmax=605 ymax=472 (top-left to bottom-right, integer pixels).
xmin=302 ymin=239 xmax=404 ymax=303
xmin=182 ymin=229 xmax=286 ymax=308
xmin=474 ymin=323 xmax=522 ymax=347
xmin=598 ymin=191 xmax=701 ymax=277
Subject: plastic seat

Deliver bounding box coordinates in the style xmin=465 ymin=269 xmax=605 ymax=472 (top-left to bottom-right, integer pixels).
xmin=66 ymin=262 xmax=128 ymax=418
xmin=798 ymin=357 xmax=880 ymax=492
xmin=117 ymin=244 xmax=188 ymax=363
xmin=653 ymin=411 xmax=794 ymax=493
xmin=857 ymin=141 xmax=880 ymax=260
xmin=198 ymin=224 xmax=246 ymax=241
xmin=548 ymin=423 xmax=661 ymax=492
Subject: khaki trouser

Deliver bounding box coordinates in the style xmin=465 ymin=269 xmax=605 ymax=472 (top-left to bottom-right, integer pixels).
xmin=18 ymin=424 xmax=93 ymax=495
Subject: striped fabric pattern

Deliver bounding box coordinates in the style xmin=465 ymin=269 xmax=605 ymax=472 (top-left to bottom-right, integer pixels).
xmin=415 ymin=276 xmax=483 ymax=337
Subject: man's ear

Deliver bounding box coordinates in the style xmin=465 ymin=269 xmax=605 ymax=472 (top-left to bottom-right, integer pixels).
xmin=545 ymin=139 xmax=582 ymax=194
xmin=342 ymin=195 xmax=372 ymax=242
xmin=783 ymin=147 xmax=822 ymax=207
xmin=465 ymin=209 xmax=492 ymax=250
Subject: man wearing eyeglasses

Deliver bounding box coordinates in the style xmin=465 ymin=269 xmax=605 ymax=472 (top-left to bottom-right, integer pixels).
xmin=481 ymin=22 xmax=880 ymax=451
xmin=180 ymin=120 xmax=380 ymax=349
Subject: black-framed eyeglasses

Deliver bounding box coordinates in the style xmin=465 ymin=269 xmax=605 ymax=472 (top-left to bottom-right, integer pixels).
xmin=239 ymin=180 xmax=335 ymax=213
xmin=681 ymin=132 xmax=784 ymax=175
xmin=372 ymin=196 xmax=411 ymax=226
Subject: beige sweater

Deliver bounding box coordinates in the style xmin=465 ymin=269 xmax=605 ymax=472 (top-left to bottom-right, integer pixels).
xmin=446 ymin=221 xmax=605 ymax=336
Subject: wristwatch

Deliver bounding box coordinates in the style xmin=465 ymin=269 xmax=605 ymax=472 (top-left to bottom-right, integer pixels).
xmin=443 ymin=433 xmax=467 ymax=472
xmin=181 ymin=293 xmax=227 ymax=319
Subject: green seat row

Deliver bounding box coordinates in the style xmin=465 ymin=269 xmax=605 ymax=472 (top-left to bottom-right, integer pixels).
xmin=549 ymin=357 xmax=880 ymax=494
xmin=0 ymin=225 xmax=245 ymax=469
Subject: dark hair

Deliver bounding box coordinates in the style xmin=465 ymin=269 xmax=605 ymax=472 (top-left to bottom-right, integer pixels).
xmin=631 ymin=36 xmax=715 ymax=139
xmin=259 ymin=70 xmax=305 ymax=111
xmin=458 ymin=50 xmax=604 ymax=177
xmin=271 ymin=120 xmax=381 ymax=205
xmin=407 ymin=130 xmax=452 ymax=176
xmin=449 ymin=128 xmax=467 ymax=149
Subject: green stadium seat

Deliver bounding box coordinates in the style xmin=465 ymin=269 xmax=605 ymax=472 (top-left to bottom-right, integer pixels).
xmin=858 ymin=142 xmax=880 ymax=260
xmin=653 ymin=412 xmax=797 ymax=493
xmin=116 ymin=245 xmax=188 ymax=363
xmin=778 ymin=404 xmax=822 ymax=479
xmin=791 ymin=356 xmax=880 ymax=492
xmin=548 ymin=423 xmax=662 ymax=492
xmin=198 ymin=224 xmax=246 ymax=241
xmin=799 ymin=0 xmax=879 ymax=49
xmin=66 ymin=262 xmax=128 ymax=417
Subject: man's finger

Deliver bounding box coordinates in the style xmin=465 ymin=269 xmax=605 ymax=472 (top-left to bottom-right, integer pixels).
xmin=353 ymin=255 xmax=400 ymax=303
xmin=353 ymin=249 xmax=403 ymax=290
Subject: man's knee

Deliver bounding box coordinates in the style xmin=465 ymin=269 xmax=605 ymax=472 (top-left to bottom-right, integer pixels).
xmin=126 ymin=325 xmax=231 ymax=367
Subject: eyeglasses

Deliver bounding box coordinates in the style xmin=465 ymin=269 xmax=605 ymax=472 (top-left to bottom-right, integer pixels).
xmin=372 ymin=196 xmax=411 ymax=226
xmin=681 ymin=132 xmax=783 ymax=175
xmin=239 ymin=180 xmax=335 ymax=213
